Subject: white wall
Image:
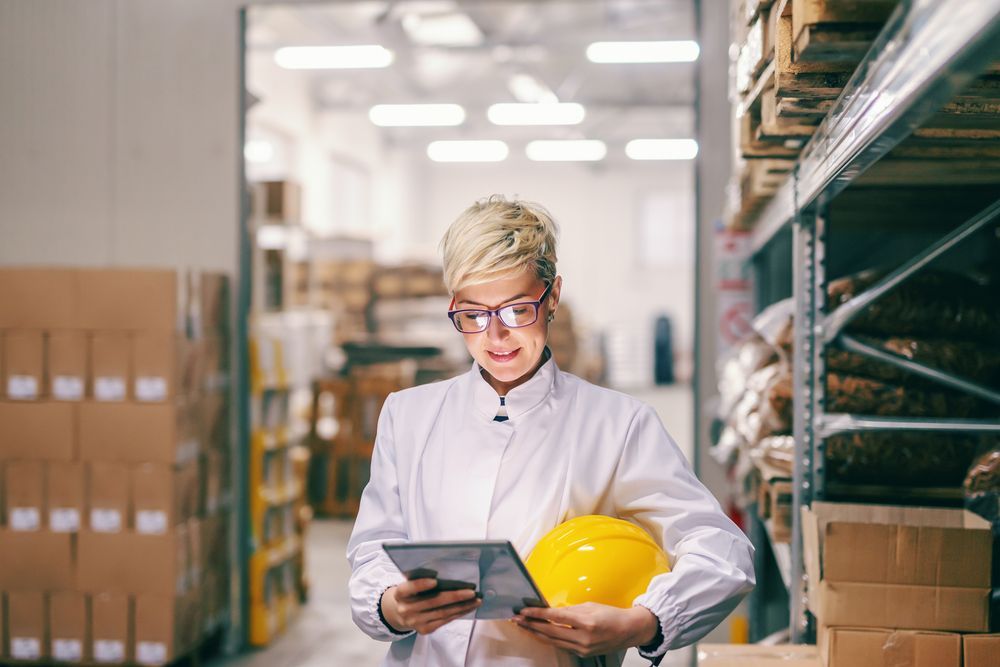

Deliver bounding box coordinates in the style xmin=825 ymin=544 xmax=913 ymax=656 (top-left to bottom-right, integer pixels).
xmin=0 ymin=0 xmax=240 ymax=272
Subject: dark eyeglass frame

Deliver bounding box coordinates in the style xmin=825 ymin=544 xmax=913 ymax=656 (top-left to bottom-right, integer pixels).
xmin=447 ymin=282 xmax=554 ymax=334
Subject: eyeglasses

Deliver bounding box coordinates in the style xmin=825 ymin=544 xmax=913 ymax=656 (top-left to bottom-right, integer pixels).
xmin=448 ymin=282 xmax=553 ymax=333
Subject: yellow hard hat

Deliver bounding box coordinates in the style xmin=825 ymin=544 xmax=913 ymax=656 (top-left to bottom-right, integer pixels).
xmin=525 ymin=515 xmax=671 ymax=608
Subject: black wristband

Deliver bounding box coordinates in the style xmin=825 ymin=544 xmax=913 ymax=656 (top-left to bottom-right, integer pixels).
xmin=378 ymin=588 xmax=411 ymax=636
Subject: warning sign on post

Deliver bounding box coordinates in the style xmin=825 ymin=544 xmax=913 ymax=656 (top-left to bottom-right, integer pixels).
xmin=715 ymin=225 xmax=752 ymax=354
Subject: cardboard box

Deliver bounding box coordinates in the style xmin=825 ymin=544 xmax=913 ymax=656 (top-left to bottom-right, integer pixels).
xmin=6 ymin=591 xmax=46 ymax=661
xmin=49 ymin=591 xmax=87 ymax=664
xmin=821 ymin=627 xmax=961 ymax=667
xmin=2 ymin=330 xmax=45 ymax=399
xmin=90 ymin=332 xmax=131 ymax=402
xmin=47 ymin=461 xmax=85 ymax=532
xmin=0 ymin=529 xmax=75 ymax=590
xmin=0 ymin=401 xmax=76 ymax=460
xmin=803 ymin=502 xmax=992 ymax=632
xmin=0 ymin=268 xmax=78 ymax=329
xmin=3 ymin=460 xmax=44 ymax=530
xmin=697 ymin=643 xmax=820 ymax=666
xmin=131 ymin=462 xmax=199 ymax=534
xmin=78 ymin=268 xmax=183 ymax=332
xmin=79 ymin=402 xmax=199 ymax=464
xmin=77 ymin=525 xmax=191 ymax=595
xmin=132 ymin=333 xmax=193 ymax=402
xmin=963 ymin=634 xmax=1000 ymax=667
xmin=48 ymin=331 xmax=88 ymax=400
xmin=88 ymin=462 xmax=130 ymax=532
xmin=134 ymin=593 xmax=200 ymax=666
xmin=91 ymin=592 xmax=130 ymax=665
xmin=251 ymin=180 xmax=301 ymax=222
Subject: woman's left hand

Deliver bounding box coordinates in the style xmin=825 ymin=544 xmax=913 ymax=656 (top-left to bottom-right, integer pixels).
xmin=512 ymin=603 xmax=659 ymax=658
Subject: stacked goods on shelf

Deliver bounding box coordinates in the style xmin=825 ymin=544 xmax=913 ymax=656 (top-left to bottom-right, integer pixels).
xmin=0 ymin=267 xmax=231 ymax=665
xmin=715 ymin=269 xmax=1000 ymax=535
xmin=247 ymin=331 xmax=307 ymax=647
xmin=804 ymin=501 xmax=999 ymax=666
xmin=307 ymin=365 xmax=408 ymax=518
xmin=314 ymin=257 xmax=376 ymax=342
xmin=249 ymin=179 xmax=306 ymax=312
xmin=726 ymin=0 xmax=1000 ymax=229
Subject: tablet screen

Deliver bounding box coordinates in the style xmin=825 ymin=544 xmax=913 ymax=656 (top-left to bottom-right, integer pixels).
xmin=383 ymin=540 xmax=548 ymax=619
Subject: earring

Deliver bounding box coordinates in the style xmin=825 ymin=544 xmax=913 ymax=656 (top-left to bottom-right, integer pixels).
xmin=547 ymin=312 xmax=555 ymax=322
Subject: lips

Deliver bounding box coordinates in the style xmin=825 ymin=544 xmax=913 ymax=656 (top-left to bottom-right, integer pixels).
xmin=487 ymin=348 xmax=521 ymax=363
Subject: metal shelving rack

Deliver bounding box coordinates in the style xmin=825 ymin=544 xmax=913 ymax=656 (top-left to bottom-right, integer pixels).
xmin=743 ymin=0 xmax=1000 ymax=643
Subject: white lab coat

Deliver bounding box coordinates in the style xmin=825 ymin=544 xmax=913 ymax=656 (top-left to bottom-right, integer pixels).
xmin=348 ymin=355 xmax=755 ymax=666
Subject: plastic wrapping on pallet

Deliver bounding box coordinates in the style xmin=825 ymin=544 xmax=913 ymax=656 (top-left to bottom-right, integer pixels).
xmin=965 ymin=448 xmax=1000 ymax=495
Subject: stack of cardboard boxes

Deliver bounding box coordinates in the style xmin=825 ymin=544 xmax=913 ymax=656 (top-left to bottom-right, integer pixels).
xmin=804 ymin=502 xmax=1000 ymax=667
xmin=0 ymin=267 xmax=231 ymax=665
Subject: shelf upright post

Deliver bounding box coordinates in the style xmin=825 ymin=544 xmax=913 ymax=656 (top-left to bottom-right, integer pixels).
xmin=810 ymin=207 xmax=827 ymax=504
xmin=790 ymin=181 xmax=818 ymax=643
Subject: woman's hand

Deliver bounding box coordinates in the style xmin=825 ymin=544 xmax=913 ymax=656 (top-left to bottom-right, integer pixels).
xmin=513 ymin=603 xmax=659 ymax=658
xmin=381 ymin=579 xmax=482 ymax=635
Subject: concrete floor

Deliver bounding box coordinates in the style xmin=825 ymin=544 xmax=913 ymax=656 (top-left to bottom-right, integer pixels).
xmin=214 ymin=386 xmax=697 ymax=667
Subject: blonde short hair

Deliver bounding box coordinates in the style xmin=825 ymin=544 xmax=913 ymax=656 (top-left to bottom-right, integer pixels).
xmin=440 ymin=195 xmax=559 ymax=294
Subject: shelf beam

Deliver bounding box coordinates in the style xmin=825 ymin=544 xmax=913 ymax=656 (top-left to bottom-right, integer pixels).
xmin=819 ymin=414 xmax=1000 ymax=439
xmin=750 ymin=0 xmax=1000 ymax=255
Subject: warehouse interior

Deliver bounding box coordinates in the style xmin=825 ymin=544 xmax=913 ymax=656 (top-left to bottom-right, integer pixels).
xmin=0 ymin=1 xmax=998 ymax=667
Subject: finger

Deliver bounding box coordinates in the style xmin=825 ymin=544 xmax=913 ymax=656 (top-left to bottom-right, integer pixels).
xmin=406 ymin=588 xmax=479 ymax=611
xmin=396 ymin=578 xmax=438 ymax=597
xmin=515 ymin=616 xmax=580 ymax=642
xmin=519 ymin=606 xmax=580 ymax=626
xmin=418 ymin=597 xmax=480 ymax=622
xmin=417 ymin=601 xmax=482 ymax=633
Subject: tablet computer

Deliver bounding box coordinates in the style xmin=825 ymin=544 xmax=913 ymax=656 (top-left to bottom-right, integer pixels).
xmin=383 ymin=540 xmax=548 ymax=619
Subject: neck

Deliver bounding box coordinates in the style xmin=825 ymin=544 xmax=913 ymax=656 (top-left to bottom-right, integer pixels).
xmin=481 ymin=348 xmax=550 ymax=396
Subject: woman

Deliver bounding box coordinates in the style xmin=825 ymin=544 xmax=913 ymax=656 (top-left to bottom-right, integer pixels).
xmin=348 ymin=196 xmax=754 ymax=666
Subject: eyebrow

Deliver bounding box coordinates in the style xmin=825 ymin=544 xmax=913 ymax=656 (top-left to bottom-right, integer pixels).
xmin=458 ymin=292 xmax=531 ymax=308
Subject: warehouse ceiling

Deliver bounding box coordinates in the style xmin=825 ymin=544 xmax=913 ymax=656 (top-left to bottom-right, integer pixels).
xmin=247 ymin=0 xmax=697 ymax=142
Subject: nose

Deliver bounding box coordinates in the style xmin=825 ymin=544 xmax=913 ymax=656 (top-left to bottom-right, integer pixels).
xmin=485 ymin=313 xmax=509 ymax=343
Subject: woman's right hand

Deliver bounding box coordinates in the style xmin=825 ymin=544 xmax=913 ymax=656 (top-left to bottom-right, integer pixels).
xmin=381 ymin=579 xmax=482 ymax=635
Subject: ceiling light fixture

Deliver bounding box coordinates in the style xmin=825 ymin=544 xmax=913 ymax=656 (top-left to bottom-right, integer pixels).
xmin=487 ymin=103 xmax=585 ymax=126
xmin=274 ymin=45 xmax=394 ymax=70
xmin=626 ymin=138 xmax=699 ymax=160
xmin=427 ymin=140 xmax=509 ymax=162
xmin=586 ymin=40 xmax=700 ymax=64
xmin=526 ymin=140 xmax=607 ymax=162
xmin=369 ymin=104 xmax=466 ymax=127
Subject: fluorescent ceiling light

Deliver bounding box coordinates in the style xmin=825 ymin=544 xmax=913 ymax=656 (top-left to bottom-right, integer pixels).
xmin=244 ymin=140 xmax=274 ymax=164
xmin=626 ymin=138 xmax=699 ymax=160
xmin=402 ymin=12 xmax=483 ymax=46
xmin=586 ymin=40 xmax=700 ymax=63
xmin=526 ymin=140 xmax=607 ymax=162
xmin=274 ymin=45 xmax=394 ymax=70
xmin=427 ymin=140 xmax=509 ymax=162
xmin=369 ymin=104 xmax=466 ymax=127
xmin=488 ymin=103 xmax=585 ymax=126
xmin=507 ymin=74 xmax=558 ymax=104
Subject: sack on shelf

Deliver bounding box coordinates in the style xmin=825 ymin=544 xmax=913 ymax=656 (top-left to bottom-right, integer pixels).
xmin=965 ymin=447 xmax=1000 ymax=495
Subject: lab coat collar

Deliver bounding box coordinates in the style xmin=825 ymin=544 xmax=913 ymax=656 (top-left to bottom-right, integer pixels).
xmin=470 ymin=348 xmax=557 ymax=421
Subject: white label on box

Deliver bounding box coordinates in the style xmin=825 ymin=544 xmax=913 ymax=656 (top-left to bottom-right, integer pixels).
xmin=91 ymin=508 xmax=123 ymax=532
xmin=10 ymin=506 xmax=41 ymax=531
xmin=137 ymin=641 xmax=168 ymax=665
xmin=7 ymin=374 xmax=39 ymax=399
xmin=50 ymin=507 xmax=81 ymax=532
xmin=136 ymin=509 xmax=168 ymax=535
xmin=135 ymin=376 xmax=168 ymax=402
xmin=94 ymin=376 xmax=127 ymax=401
xmin=12 ymin=637 xmax=41 ymax=660
xmin=53 ymin=638 xmax=84 ymax=662
xmin=53 ymin=375 xmax=85 ymax=400
xmin=94 ymin=639 xmax=125 ymax=663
